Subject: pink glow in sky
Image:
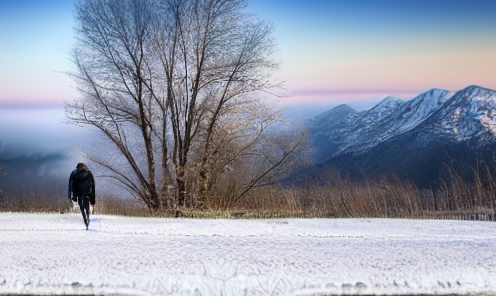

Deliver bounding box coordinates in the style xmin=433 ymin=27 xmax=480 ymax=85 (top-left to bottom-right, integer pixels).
xmin=0 ymin=0 xmax=495 ymax=114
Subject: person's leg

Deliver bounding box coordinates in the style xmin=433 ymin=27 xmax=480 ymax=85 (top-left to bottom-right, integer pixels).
xmin=83 ymin=197 xmax=90 ymax=228
xmin=78 ymin=197 xmax=88 ymax=228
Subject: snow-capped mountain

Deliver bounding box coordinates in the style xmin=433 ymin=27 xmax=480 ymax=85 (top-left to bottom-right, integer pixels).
xmin=307 ymin=85 xmax=496 ymax=187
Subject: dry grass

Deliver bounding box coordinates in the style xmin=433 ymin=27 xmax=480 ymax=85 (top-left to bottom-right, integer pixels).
xmin=93 ymin=194 xmax=151 ymax=217
xmin=0 ymin=185 xmax=69 ymax=214
xmin=1 ymin=164 xmax=495 ymax=220
xmin=0 ymin=185 xmax=152 ymax=217
xmin=230 ymin=167 xmax=496 ymax=220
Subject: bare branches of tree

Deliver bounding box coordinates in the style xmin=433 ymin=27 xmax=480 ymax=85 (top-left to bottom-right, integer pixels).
xmin=66 ymin=0 xmax=305 ymax=212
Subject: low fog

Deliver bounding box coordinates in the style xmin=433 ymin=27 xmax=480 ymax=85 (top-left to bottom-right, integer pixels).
xmin=0 ymin=106 xmax=317 ymax=202
xmin=0 ymin=108 xmax=96 ymax=193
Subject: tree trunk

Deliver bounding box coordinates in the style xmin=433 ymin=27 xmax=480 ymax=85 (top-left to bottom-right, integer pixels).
xmin=148 ymin=191 xmax=161 ymax=212
xmin=177 ymin=167 xmax=186 ymax=208
xmin=197 ymin=152 xmax=211 ymax=209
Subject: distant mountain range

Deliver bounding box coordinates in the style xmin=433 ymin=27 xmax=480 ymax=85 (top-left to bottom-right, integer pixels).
xmin=305 ymin=85 xmax=496 ymax=187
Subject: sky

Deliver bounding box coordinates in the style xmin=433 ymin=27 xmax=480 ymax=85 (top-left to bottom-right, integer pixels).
xmin=0 ymin=0 xmax=495 ymax=114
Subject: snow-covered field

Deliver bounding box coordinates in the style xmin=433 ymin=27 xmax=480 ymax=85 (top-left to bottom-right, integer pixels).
xmin=0 ymin=213 xmax=495 ymax=296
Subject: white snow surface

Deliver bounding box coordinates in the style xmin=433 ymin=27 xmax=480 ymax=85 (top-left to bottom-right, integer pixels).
xmin=1 ymin=213 xmax=496 ymax=296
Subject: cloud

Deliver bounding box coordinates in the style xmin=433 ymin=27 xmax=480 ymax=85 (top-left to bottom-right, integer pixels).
xmin=289 ymin=87 xmax=423 ymax=98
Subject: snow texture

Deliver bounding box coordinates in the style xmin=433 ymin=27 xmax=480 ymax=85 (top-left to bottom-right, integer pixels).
xmin=1 ymin=213 xmax=496 ymax=296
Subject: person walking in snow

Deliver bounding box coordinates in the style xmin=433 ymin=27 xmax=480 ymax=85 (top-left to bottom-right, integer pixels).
xmin=69 ymin=163 xmax=95 ymax=230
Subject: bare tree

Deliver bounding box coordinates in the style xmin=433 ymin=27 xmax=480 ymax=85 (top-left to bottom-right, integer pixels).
xmin=67 ymin=0 xmax=163 ymax=209
xmin=67 ymin=0 xmax=304 ymax=212
xmin=195 ymin=101 xmax=309 ymax=210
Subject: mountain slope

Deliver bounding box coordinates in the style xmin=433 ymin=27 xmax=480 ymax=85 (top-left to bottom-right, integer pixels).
xmin=306 ymin=85 xmax=496 ymax=187
xmin=308 ymin=88 xmax=458 ymax=162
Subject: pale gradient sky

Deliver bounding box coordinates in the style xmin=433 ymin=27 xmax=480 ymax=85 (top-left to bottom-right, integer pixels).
xmin=0 ymin=0 xmax=495 ymax=113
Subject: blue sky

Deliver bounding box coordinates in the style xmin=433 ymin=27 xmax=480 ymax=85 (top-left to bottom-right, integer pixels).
xmin=0 ymin=0 xmax=74 ymax=107
xmin=249 ymin=0 xmax=496 ymax=111
xmin=0 ymin=0 xmax=495 ymax=112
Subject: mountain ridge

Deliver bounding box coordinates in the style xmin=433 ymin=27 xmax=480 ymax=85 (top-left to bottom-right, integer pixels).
xmin=305 ymin=85 xmax=496 ymax=187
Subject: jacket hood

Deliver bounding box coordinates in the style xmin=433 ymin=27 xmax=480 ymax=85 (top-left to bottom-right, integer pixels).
xmin=76 ymin=163 xmax=89 ymax=172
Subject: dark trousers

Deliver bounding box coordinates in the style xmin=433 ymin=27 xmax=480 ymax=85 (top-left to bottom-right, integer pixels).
xmin=78 ymin=195 xmax=91 ymax=227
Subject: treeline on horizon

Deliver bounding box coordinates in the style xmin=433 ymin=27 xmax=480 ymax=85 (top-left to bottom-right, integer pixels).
xmin=1 ymin=159 xmax=495 ymax=221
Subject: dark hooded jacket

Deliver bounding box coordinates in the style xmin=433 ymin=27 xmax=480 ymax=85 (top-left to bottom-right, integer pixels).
xmin=68 ymin=169 xmax=76 ymax=199
xmin=72 ymin=166 xmax=96 ymax=205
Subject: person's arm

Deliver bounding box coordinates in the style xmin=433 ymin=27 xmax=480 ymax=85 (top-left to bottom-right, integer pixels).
xmin=71 ymin=171 xmax=78 ymax=202
xmin=68 ymin=170 xmax=75 ymax=200
xmin=90 ymin=172 xmax=96 ymax=205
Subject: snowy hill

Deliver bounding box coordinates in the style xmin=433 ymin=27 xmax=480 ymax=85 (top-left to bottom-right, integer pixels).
xmin=306 ymin=85 xmax=496 ymax=186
